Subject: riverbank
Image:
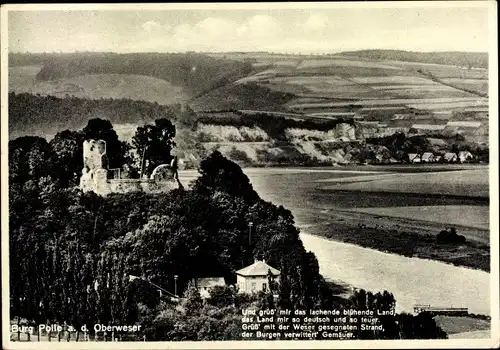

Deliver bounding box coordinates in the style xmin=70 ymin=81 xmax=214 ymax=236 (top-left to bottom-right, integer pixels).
xmin=299 ymin=233 xmax=490 ymax=316
xmin=178 ymin=166 xmax=490 ymax=272
xmin=297 ymin=208 xmax=489 ymax=272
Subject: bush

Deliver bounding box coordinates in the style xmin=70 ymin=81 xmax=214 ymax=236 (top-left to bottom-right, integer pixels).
xmin=436 ymin=227 xmax=466 ymax=245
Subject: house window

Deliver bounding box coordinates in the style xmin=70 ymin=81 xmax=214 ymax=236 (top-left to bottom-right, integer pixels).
xmin=251 ymin=282 xmax=256 ymax=291
xmin=263 ymin=283 xmax=267 ymax=291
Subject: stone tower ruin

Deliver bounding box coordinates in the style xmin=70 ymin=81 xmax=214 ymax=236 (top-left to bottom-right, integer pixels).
xmin=80 ymin=139 xmax=109 ymax=194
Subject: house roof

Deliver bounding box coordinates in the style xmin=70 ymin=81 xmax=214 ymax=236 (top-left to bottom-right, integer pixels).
xmin=411 ymin=124 xmax=446 ymax=131
xmin=444 ymin=152 xmax=457 ymax=160
xmin=408 ymin=153 xmax=420 ymax=161
xmin=195 ymin=277 xmax=226 ymax=289
xmin=235 ymin=260 xmax=280 ymax=277
xmin=421 ymin=152 xmax=434 ymax=160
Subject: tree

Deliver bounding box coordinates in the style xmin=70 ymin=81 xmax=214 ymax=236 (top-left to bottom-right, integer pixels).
xmin=206 ymin=286 xmax=236 ymax=308
xmin=397 ymin=312 xmax=447 ymax=339
xmin=132 ymin=118 xmax=176 ymax=177
xmin=181 ymin=280 xmax=203 ymax=316
xmin=9 ymin=136 xmax=57 ymax=187
xmin=49 ymin=130 xmax=85 ymax=186
xmin=193 ymin=151 xmax=259 ymax=204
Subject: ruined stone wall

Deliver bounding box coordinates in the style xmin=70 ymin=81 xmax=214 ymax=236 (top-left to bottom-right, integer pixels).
xmin=79 ymin=139 xmax=180 ymax=196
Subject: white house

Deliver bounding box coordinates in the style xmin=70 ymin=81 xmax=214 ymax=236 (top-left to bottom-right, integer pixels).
xmin=444 ymin=152 xmax=458 ymax=163
xmin=408 ymin=153 xmax=421 ymax=163
xmin=235 ymin=259 xmax=280 ymax=294
xmin=458 ymin=151 xmax=474 ymax=163
xmin=195 ymin=277 xmax=226 ymax=299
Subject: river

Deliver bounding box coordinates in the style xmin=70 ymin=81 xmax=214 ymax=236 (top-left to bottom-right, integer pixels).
xmin=300 ymin=233 xmax=490 ymax=315
xmin=178 ymin=167 xmax=491 ymax=315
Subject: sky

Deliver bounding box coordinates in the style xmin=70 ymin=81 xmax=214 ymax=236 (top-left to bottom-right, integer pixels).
xmin=7 ymin=4 xmax=492 ymax=54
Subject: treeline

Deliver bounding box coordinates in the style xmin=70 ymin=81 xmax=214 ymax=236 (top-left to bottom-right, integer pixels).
xmin=8 ymin=93 xmax=181 ymax=138
xmin=337 ymin=50 xmax=488 ymax=69
xmin=9 ymin=52 xmax=253 ymax=97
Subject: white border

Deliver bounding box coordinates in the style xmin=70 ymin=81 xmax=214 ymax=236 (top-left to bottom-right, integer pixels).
xmin=1 ymin=2 xmax=498 ymax=349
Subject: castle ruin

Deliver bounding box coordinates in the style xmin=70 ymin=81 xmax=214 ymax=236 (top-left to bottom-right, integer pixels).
xmin=79 ymin=139 xmax=180 ymax=196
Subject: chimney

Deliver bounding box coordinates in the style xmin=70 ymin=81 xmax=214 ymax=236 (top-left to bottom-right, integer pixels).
xmin=254 ymin=258 xmax=259 ymax=264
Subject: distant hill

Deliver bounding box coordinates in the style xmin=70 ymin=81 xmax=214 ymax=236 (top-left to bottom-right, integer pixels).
xmin=8 ymin=51 xmax=489 ymax=142
xmin=335 ymin=50 xmax=488 ymax=69
xmin=9 ymin=73 xmax=190 ymax=105
xmin=9 ymin=52 xmax=254 ymax=97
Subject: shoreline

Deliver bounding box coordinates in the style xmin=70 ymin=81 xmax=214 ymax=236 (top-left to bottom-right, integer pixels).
xmin=299 ymin=232 xmax=490 ymax=316
xmin=296 ymin=210 xmax=490 ymax=272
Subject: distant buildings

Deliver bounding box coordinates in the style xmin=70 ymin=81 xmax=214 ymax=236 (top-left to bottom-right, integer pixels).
xmin=421 ymin=152 xmax=434 ymax=163
xmin=235 ymin=259 xmax=280 ymax=294
xmin=443 ymin=152 xmax=458 ymax=163
xmin=409 ymin=124 xmax=447 ymax=135
xmin=408 ymin=153 xmax=421 ymax=163
xmin=458 ymin=151 xmax=474 ymax=163
xmin=195 ymin=277 xmax=226 ymax=299
xmin=405 ymin=151 xmax=473 ymax=164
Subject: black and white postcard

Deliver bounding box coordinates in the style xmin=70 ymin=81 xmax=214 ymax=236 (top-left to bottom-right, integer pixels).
xmin=1 ymin=2 xmax=498 ymax=349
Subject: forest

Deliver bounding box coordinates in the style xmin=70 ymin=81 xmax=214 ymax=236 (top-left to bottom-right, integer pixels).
xmin=8 ymin=115 xmax=449 ymax=341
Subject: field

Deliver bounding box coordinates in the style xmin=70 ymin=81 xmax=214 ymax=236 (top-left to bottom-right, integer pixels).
xmin=8 ymin=65 xmax=43 ymax=91
xmin=322 ymin=168 xmax=489 ymax=198
xmin=296 ymin=58 xmax=404 ymax=70
xmin=234 ymin=54 xmax=489 ymax=125
xmin=434 ymin=316 xmax=491 ymax=335
xmin=346 ymin=205 xmax=489 ymax=230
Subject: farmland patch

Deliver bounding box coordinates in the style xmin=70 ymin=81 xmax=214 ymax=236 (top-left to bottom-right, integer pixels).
xmin=297 ymin=58 xmax=403 ymax=70
xmin=288 ymin=97 xmax=486 ymax=110
xmin=321 ymin=168 xmax=489 ymax=198
xmin=350 ymin=76 xmax=436 ymax=85
xmin=346 ymin=205 xmax=489 ymax=230
xmin=8 ymin=65 xmax=44 ymax=92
